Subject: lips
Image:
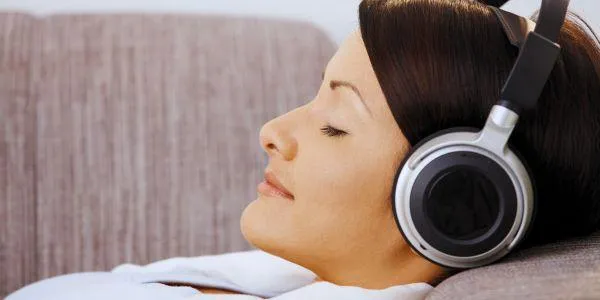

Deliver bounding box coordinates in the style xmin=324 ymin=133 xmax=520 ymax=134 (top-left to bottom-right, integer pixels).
xmin=261 ymin=171 xmax=294 ymax=199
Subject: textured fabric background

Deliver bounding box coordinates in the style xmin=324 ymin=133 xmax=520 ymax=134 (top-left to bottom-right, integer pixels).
xmin=0 ymin=12 xmax=335 ymax=296
xmin=427 ymin=231 xmax=600 ymax=300
xmin=0 ymin=13 xmax=37 ymax=299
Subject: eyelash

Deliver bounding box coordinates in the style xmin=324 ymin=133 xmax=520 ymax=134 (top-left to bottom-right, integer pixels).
xmin=320 ymin=124 xmax=348 ymax=137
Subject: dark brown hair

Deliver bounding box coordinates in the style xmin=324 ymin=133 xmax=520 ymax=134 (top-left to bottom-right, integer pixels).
xmin=359 ymin=0 xmax=600 ymax=248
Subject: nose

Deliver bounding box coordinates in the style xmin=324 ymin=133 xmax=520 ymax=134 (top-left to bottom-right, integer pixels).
xmin=259 ymin=114 xmax=298 ymax=161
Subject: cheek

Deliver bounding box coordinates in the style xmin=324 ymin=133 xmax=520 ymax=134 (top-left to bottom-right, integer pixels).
xmin=299 ymin=136 xmax=398 ymax=200
xmin=292 ymin=138 xmax=397 ymax=234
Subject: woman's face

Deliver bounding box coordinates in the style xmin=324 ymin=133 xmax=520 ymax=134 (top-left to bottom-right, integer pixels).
xmin=240 ymin=29 xmax=412 ymax=276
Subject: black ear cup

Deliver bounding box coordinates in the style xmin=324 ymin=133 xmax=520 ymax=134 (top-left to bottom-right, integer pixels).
xmin=409 ymin=150 xmax=517 ymax=257
xmin=425 ymin=165 xmax=500 ymax=241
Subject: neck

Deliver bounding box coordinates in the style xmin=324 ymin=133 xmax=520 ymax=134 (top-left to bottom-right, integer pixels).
xmin=311 ymin=242 xmax=444 ymax=289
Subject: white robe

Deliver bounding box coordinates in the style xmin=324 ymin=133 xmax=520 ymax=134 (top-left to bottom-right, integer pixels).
xmin=7 ymin=250 xmax=433 ymax=300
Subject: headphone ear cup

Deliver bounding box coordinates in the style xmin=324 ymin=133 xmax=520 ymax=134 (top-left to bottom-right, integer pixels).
xmin=392 ymin=127 xmax=534 ymax=269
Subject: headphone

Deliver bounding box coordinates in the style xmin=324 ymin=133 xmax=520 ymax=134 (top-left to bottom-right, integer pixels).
xmin=392 ymin=0 xmax=571 ymax=269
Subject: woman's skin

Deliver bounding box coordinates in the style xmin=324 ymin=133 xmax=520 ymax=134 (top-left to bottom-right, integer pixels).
xmin=239 ymin=28 xmax=444 ymax=290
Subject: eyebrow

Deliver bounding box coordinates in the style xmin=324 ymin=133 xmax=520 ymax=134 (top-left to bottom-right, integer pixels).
xmin=322 ymin=73 xmax=373 ymax=117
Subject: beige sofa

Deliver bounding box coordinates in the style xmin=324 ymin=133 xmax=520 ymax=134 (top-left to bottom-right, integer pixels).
xmin=0 ymin=12 xmax=598 ymax=299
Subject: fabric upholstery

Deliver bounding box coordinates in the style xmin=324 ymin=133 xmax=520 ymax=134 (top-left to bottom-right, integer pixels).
xmin=427 ymin=231 xmax=600 ymax=300
xmin=0 ymin=12 xmax=335 ymax=297
xmin=0 ymin=13 xmax=37 ymax=298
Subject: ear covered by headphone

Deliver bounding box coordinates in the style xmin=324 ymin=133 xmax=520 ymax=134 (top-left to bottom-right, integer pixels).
xmin=391 ymin=0 xmax=571 ymax=269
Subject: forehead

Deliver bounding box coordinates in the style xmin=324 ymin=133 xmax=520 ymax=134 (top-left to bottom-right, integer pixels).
xmin=327 ymin=29 xmax=372 ymax=79
xmin=325 ymin=29 xmax=388 ymax=118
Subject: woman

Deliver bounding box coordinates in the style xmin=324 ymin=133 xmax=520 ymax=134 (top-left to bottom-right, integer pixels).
xmin=8 ymin=0 xmax=600 ymax=299
xmin=242 ymin=0 xmax=600 ymax=288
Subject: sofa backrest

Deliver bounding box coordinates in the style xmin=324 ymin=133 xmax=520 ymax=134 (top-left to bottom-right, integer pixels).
xmin=428 ymin=231 xmax=600 ymax=299
xmin=0 ymin=12 xmax=335 ymax=297
xmin=0 ymin=12 xmax=38 ymax=299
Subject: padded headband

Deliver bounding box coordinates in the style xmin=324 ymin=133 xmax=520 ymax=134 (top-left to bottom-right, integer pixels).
xmin=495 ymin=0 xmax=570 ymax=114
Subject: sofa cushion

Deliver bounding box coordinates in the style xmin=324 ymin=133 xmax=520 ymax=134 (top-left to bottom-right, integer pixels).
xmin=427 ymin=231 xmax=600 ymax=300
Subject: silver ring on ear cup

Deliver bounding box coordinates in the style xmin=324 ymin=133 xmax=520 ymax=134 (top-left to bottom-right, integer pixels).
xmin=392 ymin=105 xmax=535 ymax=269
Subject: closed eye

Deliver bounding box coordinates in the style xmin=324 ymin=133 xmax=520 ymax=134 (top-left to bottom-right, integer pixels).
xmin=320 ymin=124 xmax=348 ymax=137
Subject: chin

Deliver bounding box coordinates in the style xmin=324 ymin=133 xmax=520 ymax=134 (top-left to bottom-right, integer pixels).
xmin=240 ymin=199 xmax=278 ymax=251
xmin=240 ymin=199 xmax=299 ymax=262
xmin=240 ymin=200 xmax=260 ymax=247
